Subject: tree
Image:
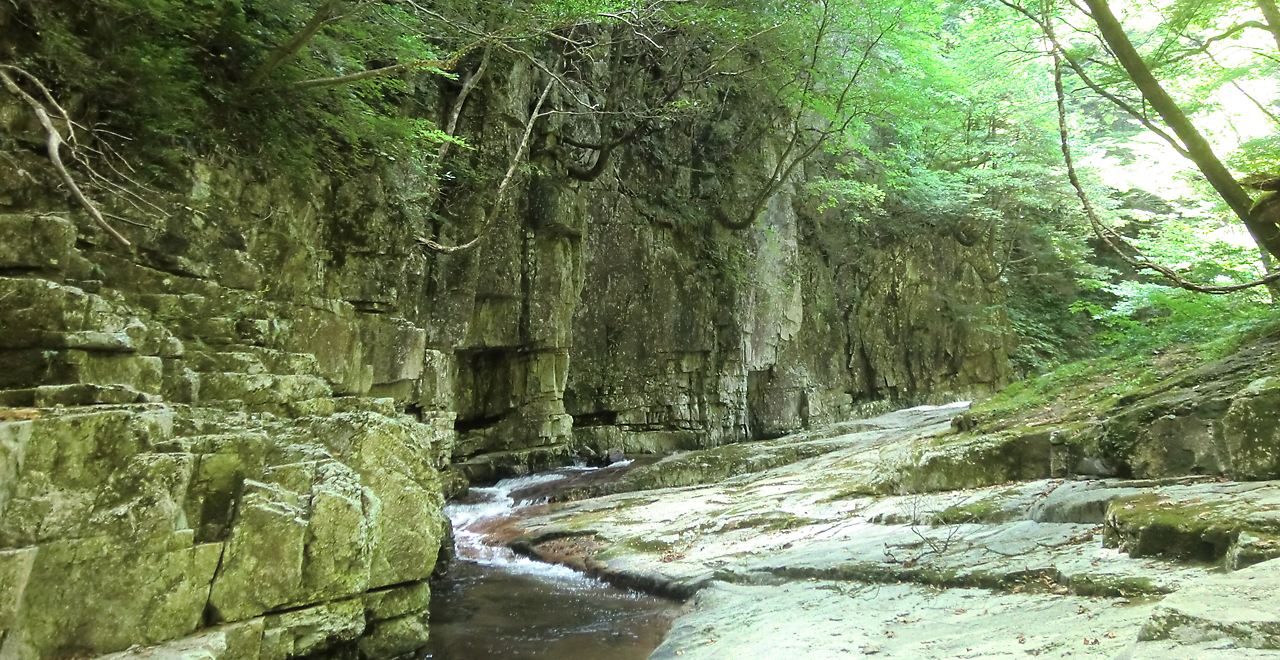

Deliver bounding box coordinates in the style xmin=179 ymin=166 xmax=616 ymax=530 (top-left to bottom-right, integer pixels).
xmin=1078 ymin=0 xmax=1280 ymax=264
xmin=992 ymin=0 xmax=1280 ymax=295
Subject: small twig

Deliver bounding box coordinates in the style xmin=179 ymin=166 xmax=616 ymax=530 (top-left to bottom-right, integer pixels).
xmin=100 ymin=212 xmax=156 ymax=229
xmin=0 ymin=65 xmax=132 ymax=249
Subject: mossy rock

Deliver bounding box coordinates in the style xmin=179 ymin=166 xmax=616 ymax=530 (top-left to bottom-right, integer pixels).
xmin=888 ymin=428 xmax=1052 ymax=494
xmin=1104 ymin=494 xmax=1280 ymax=567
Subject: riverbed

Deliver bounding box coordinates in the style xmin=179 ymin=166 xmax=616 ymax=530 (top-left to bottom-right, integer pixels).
xmin=423 ymin=472 xmax=681 ymax=660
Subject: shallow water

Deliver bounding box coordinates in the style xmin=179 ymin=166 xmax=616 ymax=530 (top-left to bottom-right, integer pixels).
xmin=423 ymin=470 xmax=680 ymax=660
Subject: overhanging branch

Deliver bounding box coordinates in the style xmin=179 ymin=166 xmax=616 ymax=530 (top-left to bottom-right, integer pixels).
xmin=417 ymin=81 xmax=554 ymax=254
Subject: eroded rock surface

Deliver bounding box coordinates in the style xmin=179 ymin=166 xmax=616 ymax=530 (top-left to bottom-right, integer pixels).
xmin=510 ymin=402 xmax=1280 ymax=658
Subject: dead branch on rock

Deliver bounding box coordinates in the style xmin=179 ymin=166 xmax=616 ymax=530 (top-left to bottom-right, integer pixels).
xmin=416 ymin=80 xmax=553 ymax=254
xmin=0 ymin=65 xmax=132 ymax=249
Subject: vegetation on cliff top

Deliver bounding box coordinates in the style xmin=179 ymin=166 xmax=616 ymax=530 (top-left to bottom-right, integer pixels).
xmin=0 ymin=0 xmax=1277 ymax=369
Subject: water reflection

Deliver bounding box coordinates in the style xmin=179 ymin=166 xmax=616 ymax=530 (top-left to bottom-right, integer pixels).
xmin=424 ymin=562 xmax=678 ymax=660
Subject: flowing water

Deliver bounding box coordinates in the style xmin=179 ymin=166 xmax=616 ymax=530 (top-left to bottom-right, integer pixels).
xmin=423 ymin=469 xmax=681 ymax=660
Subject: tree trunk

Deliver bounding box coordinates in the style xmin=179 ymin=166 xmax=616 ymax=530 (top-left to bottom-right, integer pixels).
xmin=1258 ymin=0 xmax=1280 ymax=54
xmin=1082 ymin=0 xmax=1280 ymax=264
xmin=246 ymin=0 xmax=341 ymax=88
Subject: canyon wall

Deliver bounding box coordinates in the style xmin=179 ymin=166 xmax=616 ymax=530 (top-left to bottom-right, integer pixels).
xmin=0 ymin=56 xmax=1011 ymax=660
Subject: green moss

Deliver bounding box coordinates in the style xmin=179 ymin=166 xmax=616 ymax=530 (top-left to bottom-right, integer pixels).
xmin=933 ymin=499 xmax=1002 ymax=525
xmin=595 ymin=537 xmax=674 ymax=561
xmin=717 ymin=512 xmax=816 ymax=533
xmin=889 ymin=430 xmax=1052 ymax=494
xmin=1106 ymin=495 xmax=1251 ymax=563
xmin=820 ymin=483 xmax=884 ymax=502
xmin=1067 ymin=574 xmax=1167 ymax=598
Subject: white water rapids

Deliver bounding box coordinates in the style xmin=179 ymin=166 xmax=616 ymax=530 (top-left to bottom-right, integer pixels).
xmin=444 ymin=465 xmax=627 ymax=583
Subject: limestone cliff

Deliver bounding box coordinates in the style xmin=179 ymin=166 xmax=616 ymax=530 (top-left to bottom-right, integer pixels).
xmin=0 ymin=52 xmax=1011 ymax=660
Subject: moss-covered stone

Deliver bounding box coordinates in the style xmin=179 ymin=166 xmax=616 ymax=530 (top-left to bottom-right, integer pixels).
xmin=210 ymin=482 xmax=308 ymax=622
xmin=259 ymin=599 xmax=364 ymax=660
xmin=1104 ymin=491 xmax=1280 ymax=566
xmin=1221 ymin=377 xmax=1280 ymax=480
xmin=4 ymin=535 xmax=221 ymax=660
xmin=888 ymin=428 xmax=1051 ymax=494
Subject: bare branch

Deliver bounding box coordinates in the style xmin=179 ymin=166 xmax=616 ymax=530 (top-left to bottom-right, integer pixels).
xmin=418 ymin=80 xmax=554 ymax=253
xmin=0 ymin=66 xmax=132 ymax=250
xmin=1155 ymin=21 xmax=1268 ymax=68
xmin=437 ymin=45 xmax=492 ymax=165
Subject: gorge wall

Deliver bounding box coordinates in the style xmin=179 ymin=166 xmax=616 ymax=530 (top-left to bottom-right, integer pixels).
xmin=0 ymin=55 xmax=1012 ymax=660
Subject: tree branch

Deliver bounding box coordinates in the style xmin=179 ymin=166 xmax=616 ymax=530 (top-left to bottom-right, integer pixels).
xmin=1080 ymin=0 xmax=1280 ymax=263
xmin=1155 ymin=21 xmax=1267 ymax=69
xmin=995 ymin=0 xmax=1190 ymax=158
xmin=246 ymin=0 xmax=341 ymax=89
xmin=0 ymin=66 xmax=132 ymax=250
xmin=1048 ymin=48 xmax=1280 ymax=294
xmin=716 ymin=0 xmax=880 ymax=231
xmin=417 ymin=81 xmax=554 ymax=253
xmin=437 ymin=44 xmax=491 ymax=165
xmin=286 ymin=40 xmax=485 ymax=91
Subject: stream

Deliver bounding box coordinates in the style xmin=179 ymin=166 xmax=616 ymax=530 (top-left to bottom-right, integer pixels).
xmin=423 ymin=470 xmax=681 ymax=660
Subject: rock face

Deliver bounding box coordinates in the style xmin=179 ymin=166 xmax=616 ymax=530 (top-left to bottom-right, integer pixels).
xmin=0 ymin=48 xmax=1010 ymax=660
xmin=1102 ymin=339 xmax=1280 ymax=481
xmin=0 ymin=213 xmax=450 ymax=660
xmin=952 ymin=330 xmax=1280 ymax=486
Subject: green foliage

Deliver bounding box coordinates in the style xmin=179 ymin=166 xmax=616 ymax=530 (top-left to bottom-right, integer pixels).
xmin=1082 ymin=281 xmax=1280 ymax=356
xmin=3 ymin=0 xmax=1277 ymax=382
xmin=2 ymin=0 xmax=478 ymax=181
xmin=805 ymin=168 xmax=885 ymax=218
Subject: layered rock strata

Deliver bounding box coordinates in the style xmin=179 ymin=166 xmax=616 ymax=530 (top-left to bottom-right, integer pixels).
xmin=1 ymin=51 xmax=1012 ymax=660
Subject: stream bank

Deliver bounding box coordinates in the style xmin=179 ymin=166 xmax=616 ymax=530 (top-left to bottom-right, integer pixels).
xmin=503 ymin=400 xmax=1280 ymax=659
